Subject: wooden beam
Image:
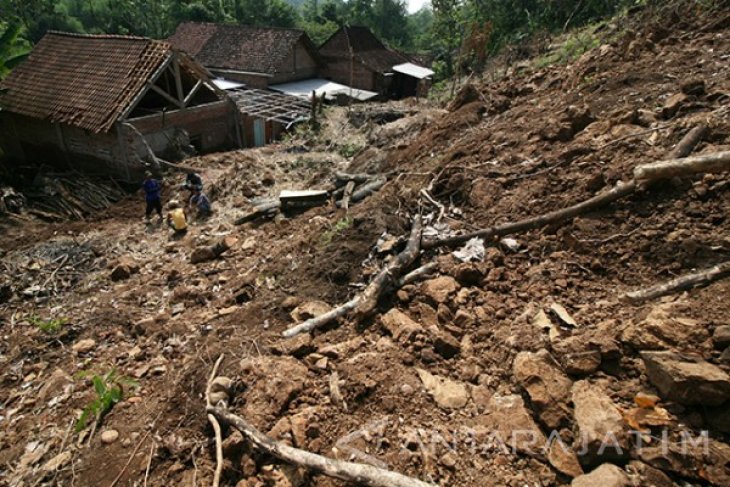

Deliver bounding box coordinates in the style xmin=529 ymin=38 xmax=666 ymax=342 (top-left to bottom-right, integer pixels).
xmin=173 ymin=55 xmax=185 ymax=105
xmin=118 ymin=54 xmax=174 ymax=121
xmin=183 ymin=80 xmax=204 ymax=107
xmin=149 ymin=82 xmax=184 ymax=108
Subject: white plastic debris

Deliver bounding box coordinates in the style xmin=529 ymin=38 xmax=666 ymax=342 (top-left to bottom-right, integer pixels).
xmin=453 ymin=238 xmax=486 ymax=262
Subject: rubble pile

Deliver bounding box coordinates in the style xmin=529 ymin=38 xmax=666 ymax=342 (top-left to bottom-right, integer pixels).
xmin=1 ymin=3 xmax=730 ymax=487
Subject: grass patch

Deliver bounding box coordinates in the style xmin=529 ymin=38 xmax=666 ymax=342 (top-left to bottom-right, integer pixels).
xmin=319 ymin=216 xmax=354 ymax=247
xmin=29 ymin=316 xmax=68 ymax=335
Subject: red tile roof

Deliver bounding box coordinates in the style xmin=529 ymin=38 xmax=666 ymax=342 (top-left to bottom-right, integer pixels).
xmin=168 ymin=22 xmax=319 ymax=75
xmin=318 ymin=26 xmax=409 ymax=73
xmin=0 ymin=32 xmax=172 ymax=133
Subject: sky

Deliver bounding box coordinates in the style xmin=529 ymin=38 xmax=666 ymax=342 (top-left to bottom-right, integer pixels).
xmin=407 ymin=0 xmax=430 ymax=14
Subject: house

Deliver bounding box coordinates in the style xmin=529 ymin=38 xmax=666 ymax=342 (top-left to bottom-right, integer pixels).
xmin=0 ymin=32 xmax=241 ymax=181
xmin=168 ymin=22 xmax=321 ymax=89
xmin=318 ymin=26 xmax=434 ymax=99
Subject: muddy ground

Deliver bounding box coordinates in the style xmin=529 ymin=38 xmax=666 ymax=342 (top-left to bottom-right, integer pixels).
xmin=2 ymin=4 xmax=730 ymax=487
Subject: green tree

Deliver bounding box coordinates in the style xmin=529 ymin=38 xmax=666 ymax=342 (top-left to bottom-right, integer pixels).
xmin=0 ymin=21 xmax=30 ymax=79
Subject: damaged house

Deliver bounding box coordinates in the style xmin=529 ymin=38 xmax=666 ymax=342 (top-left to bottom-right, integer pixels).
xmin=318 ymin=26 xmax=434 ymax=99
xmin=168 ymin=22 xmax=321 ymax=90
xmin=0 ymin=32 xmax=240 ymax=182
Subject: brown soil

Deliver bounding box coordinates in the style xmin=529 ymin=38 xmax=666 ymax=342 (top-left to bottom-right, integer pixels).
xmin=2 ymin=4 xmax=730 ymax=487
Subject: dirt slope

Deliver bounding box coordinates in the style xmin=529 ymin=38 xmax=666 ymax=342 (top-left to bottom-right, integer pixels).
xmin=2 ymin=4 xmax=730 ymax=487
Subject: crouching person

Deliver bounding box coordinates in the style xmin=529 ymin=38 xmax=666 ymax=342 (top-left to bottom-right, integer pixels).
xmin=166 ymin=200 xmax=188 ymax=237
xmin=189 ymin=188 xmax=212 ymax=219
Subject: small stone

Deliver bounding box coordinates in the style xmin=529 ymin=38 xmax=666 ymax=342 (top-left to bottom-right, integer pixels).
xmin=421 ymin=276 xmax=460 ymax=304
xmin=72 ymin=338 xmax=96 ymax=354
xmin=416 ymin=368 xmax=469 ymax=409
xmin=400 ymin=384 xmax=415 ymax=395
xmin=548 ymin=440 xmax=583 ymax=478
xmin=110 ymin=257 xmax=139 ymax=281
xmin=433 ymin=331 xmax=461 ymax=359
xmin=713 ymin=325 xmax=730 ymax=348
xmin=661 ymin=93 xmax=688 ymax=119
xmin=380 ymin=309 xmax=423 ymax=342
xmin=270 ymin=334 xmax=314 ymax=358
xmin=218 ymin=306 xmax=238 ymax=316
xmin=38 ymin=368 xmax=73 ymax=402
xmin=513 ymin=350 xmax=572 ymax=429
xmin=291 ymin=301 xmax=331 ymax=322
xmin=439 ymin=452 xmax=457 ymax=469
xmin=101 ymin=430 xmax=119 ymax=444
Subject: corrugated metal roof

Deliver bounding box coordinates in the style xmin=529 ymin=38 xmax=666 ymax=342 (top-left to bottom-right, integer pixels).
xmin=270 ymin=78 xmax=378 ymax=101
xmin=0 ymin=32 xmax=172 ymax=133
xmin=392 ymin=62 xmax=434 ymax=79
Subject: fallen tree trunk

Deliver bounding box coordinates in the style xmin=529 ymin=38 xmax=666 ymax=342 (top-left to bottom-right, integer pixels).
xmin=624 ymin=261 xmax=730 ymax=303
xmin=336 ymin=178 xmax=386 ymax=207
xmin=427 ymin=150 xmax=730 ymax=250
xmin=283 ymin=217 xmax=422 ymax=338
xmin=667 ymin=124 xmax=708 ymax=159
xmin=235 ymin=200 xmax=281 ymax=225
xmin=209 ymin=406 xmax=434 ymax=487
xmin=424 ymin=180 xmax=638 ymax=249
xmin=341 ymin=180 xmax=356 ymax=211
xmin=191 ymin=236 xmax=239 ymax=264
xmin=335 ymin=172 xmax=375 ymax=187
xmin=634 ymin=150 xmax=730 ymax=180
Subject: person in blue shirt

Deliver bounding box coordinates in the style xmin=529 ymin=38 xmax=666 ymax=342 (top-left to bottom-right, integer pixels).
xmin=142 ymin=171 xmax=163 ymax=222
xmin=189 ymin=188 xmax=211 ymax=218
xmin=182 ymin=171 xmax=203 ymax=193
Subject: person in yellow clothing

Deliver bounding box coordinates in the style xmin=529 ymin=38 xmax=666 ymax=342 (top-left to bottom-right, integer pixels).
xmin=166 ymin=200 xmax=188 ymax=236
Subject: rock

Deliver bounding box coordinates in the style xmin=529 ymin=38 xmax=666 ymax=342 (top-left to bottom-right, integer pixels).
xmin=680 ymin=79 xmax=705 ymax=96
xmin=41 ymin=451 xmax=73 ymax=473
xmin=416 ymin=368 xmax=469 ymax=409
xmin=421 ymin=276 xmax=460 ymax=304
xmin=101 ymin=430 xmax=119 ymax=444
xmin=380 ymin=309 xmax=423 ymax=342
xmin=473 ymin=394 xmax=546 ymax=456
xmin=72 ymin=338 xmax=96 ymax=354
xmin=549 ymin=303 xmax=578 ymax=328
xmin=641 ymin=351 xmax=730 ymax=406
xmin=38 ymin=368 xmax=73 ymax=402
xmin=571 ymin=463 xmax=629 ymax=487
xmin=513 ymin=350 xmax=572 ymax=429
xmin=626 ymin=460 xmax=675 ymax=487
xmin=705 ymin=405 xmax=730 ymax=433
xmin=291 ymin=301 xmax=331 ymax=322
xmin=713 ymin=325 xmax=730 ymax=348
xmin=637 ymin=438 xmax=730 ymax=485
xmin=433 ymin=331 xmax=461 ymax=359
xmin=548 ymin=440 xmax=583 ymax=478
xmin=564 ymin=350 xmax=602 ymax=375
xmin=222 ymin=430 xmax=245 ymax=457
xmin=210 ymin=376 xmax=233 ymax=404
xmin=452 ymin=263 xmax=483 ymax=286
xmin=239 ymin=357 xmax=308 ymax=427
xmin=572 ymin=381 xmax=628 ymax=463
xmin=721 ymin=346 xmax=730 ymax=364
xmin=661 ymin=93 xmax=688 ymax=119
xmin=270 ymin=334 xmax=314 ymax=358
xmin=110 ymin=257 xmax=139 ymax=281
xmin=622 ymin=303 xmax=710 ymax=351
xmin=453 ymin=309 xmax=475 ymax=328
xmin=439 ymin=451 xmax=457 ymax=469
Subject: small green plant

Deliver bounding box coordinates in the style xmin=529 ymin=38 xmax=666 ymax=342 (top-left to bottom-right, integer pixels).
xmin=76 ymin=369 xmax=137 ymax=432
xmin=337 ymin=143 xmax=363 ymax=159
xmin=29 ymin=316 xmax=68 ymax=335
xmin=319 ymin=216 xmax=354 ymax=246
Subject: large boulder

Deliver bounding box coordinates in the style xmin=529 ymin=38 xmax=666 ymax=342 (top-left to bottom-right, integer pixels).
xmin=472 ymin=394 xmax=547 ymax=457
xmin=572 ymin=381 xmax=628 ymax=464
xmin=640 ymin=351 xmax=730 ymax=406
xmin=571 ymin=463 xmax=629 ymax=487
xmin=513 ymin=350 xmax=572 ymax=429
xmin=622 ymin=303 xmax=710 ymax=351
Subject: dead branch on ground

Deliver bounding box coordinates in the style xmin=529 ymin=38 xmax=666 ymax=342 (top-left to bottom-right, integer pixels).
xmin=624 ymin=261 xmax=730 ymax=303
xmin=667 ymin=124 xmax=708 ymax=159
xmin=209 ymin=406 xmax=434 ymax=487
xmin=283 ymin=217 xmax=422 ymax=338
xmin=206 ymin=355 xmax=225 ymax=487
xmin=634 ymin=150 xmax=730 ymax=180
